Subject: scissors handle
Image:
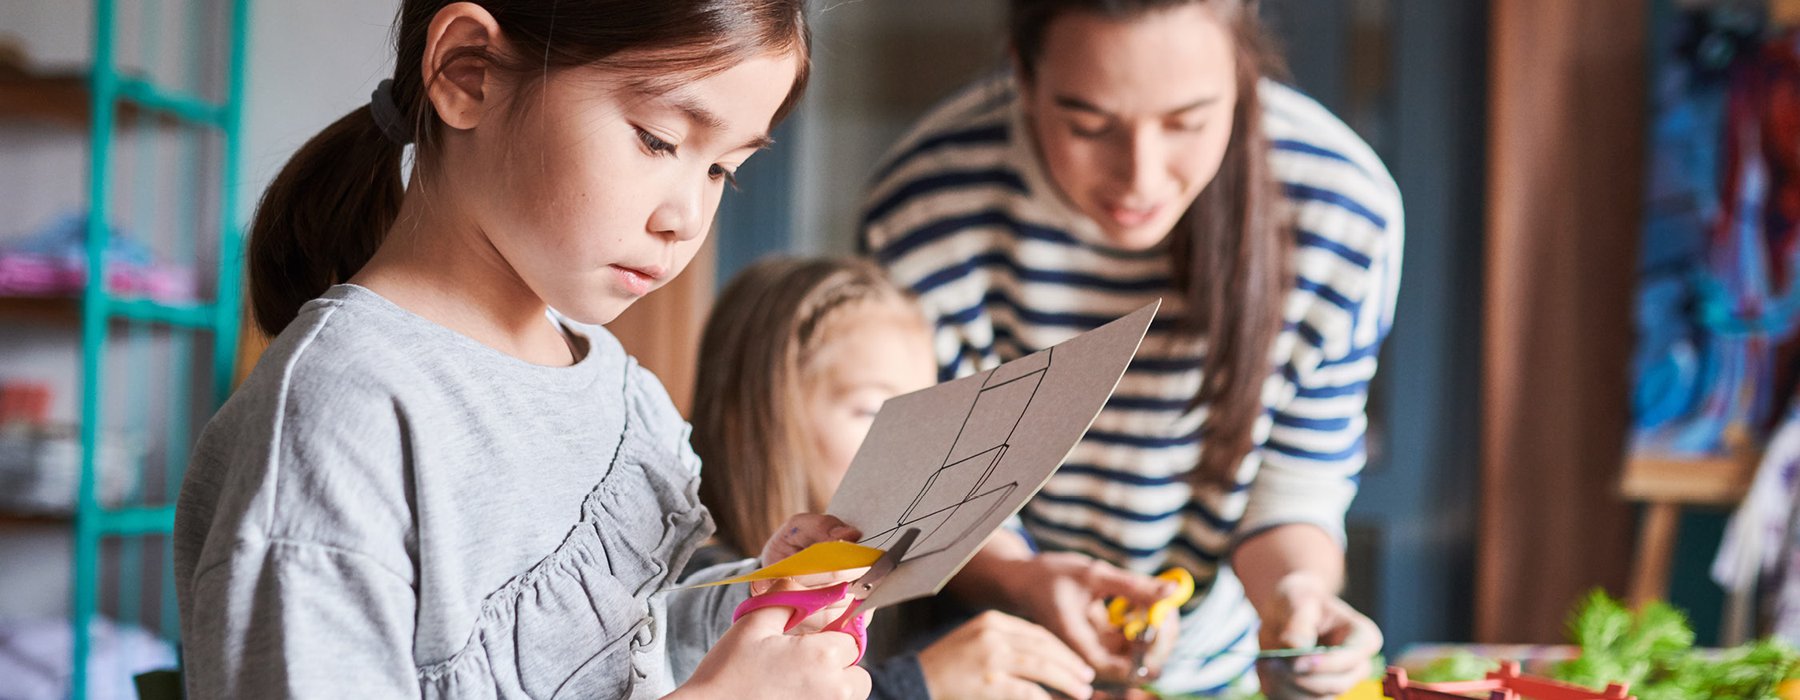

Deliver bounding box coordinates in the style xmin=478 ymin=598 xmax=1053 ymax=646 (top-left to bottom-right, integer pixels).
xmin=731 ymin=582 xmax=869 ymax=665
xmin=1106 ymin=568 xmax=1197 ymax=640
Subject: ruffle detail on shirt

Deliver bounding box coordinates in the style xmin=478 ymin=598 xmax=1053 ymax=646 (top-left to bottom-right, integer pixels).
xmin=416 ymin=380 xmax=712 ymax=699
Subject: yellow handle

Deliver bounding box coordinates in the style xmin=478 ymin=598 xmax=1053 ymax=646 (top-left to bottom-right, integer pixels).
xmin=1106 ymin=568 xmax=1196 ymax=639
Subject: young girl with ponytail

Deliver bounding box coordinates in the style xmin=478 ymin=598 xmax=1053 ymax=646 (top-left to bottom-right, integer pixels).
xmin=173 ymin=2 xmax=868 ymax=697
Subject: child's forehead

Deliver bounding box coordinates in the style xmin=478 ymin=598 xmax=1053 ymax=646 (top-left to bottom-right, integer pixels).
xmin=814 ymin=297 xmax=925 ymax=336
xmin=806 ymin=303 xmax=933 ymax=374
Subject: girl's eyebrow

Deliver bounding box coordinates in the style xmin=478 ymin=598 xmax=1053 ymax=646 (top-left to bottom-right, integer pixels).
xmin=663 ymin=93 xmax=775 ymax=151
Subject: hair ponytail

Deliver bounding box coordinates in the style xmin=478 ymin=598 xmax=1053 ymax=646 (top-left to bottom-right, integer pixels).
xmin=246 ymin=106 xmax=406 ymax=336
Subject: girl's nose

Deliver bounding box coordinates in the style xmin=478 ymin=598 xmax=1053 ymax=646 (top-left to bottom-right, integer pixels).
xmin=646 ymin=181 xmax=706 ymax=242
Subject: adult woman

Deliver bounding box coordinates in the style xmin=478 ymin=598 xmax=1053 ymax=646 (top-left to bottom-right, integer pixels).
xmin=862 ymin=1 xmax=1401 ymax=697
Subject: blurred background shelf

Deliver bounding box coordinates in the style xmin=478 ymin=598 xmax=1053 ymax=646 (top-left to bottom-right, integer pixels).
xmin=0 ymin=70 xmax=209 ymax=130
xmin=0 ymin=294 xmax=81 ymax=323
xmin=0 ymin=511 xmax=75 ymax=527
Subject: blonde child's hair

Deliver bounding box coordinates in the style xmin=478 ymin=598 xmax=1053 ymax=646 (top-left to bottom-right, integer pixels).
xmin=691 ymin=256 xmax=926 ymax=556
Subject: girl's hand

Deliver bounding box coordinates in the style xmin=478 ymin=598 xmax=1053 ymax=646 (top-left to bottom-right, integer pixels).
xmin=1003 ymin=552 xmax=1178 ymax=680
xmin=752 ymin=513 xmax=866 ymax=633
xmin=1253 ymin=573 xmax=1382 ymax=700
xmin=673 ymin=604 xmax=871 ymax=700
xmin=760 ymin=513 xmax=862 ymax=567
xmin=917 ymin=610 xmax=1097 ymax=700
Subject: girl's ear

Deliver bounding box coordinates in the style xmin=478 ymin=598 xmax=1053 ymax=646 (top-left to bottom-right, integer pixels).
xmin=421 ymin=2 xmax=509 ymax=131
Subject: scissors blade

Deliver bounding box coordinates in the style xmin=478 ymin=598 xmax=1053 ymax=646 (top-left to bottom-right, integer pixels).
xmin=1129 ymin=625 xmax=1155 ymax=681
xmin=848 ymin=526 xmax=920 ymax=601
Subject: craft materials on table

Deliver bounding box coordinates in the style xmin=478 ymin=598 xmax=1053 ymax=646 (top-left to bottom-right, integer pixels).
xmin=1105 ymin=567 xmax=1196 ymax=687
xmin=685 ymin=302 xmax=1158 ymax=659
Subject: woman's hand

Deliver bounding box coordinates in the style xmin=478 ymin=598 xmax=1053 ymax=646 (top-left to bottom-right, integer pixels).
xmin=673 ymin=604 xmax=872 ymax=700
xmin=917 ymin=610 xmax=1096 ymax=700
xmin=1253 ymin=573 xmax=1382 ymax=700
xmin=999 ymin=551 xmax=1178 ymax=680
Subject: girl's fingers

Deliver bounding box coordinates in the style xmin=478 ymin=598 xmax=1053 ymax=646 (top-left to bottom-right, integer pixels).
xmin=1257 ymin=661 xmax=1332 ymax=700
xmin=1007 ymin=652 xmax=1094 ymax=699
xmin=993 ymin=677 xmax=1057 ymax=700
xmin=1058 ymin=604 xmax=1128 ymax=677
xmin=763 ymin=513 xmax=862 ymax=564
xmin=1142 ymin=614 xmax=1180 ymax=670
xmin=731 ymin=604 xmax=795 ymax=638
xmin=833 ymin=665 xmax=873 ymax=700
xmin=1003 ymin=623 xmax=1096 ymax=698
xmin=795 ymin=626 xmax=863 ymax=669
xmin=1007 ymin=616 xmax=1095 ymax=680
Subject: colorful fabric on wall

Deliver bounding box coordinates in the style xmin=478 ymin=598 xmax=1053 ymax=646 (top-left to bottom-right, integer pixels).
xmin=1634 ymin=15 xmax=1800 ymax=455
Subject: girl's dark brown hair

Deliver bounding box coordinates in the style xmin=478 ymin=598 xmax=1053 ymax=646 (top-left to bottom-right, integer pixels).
xmin=690 ymin=257 xmax=921 ymax=557
xmin=1011 ymin=0 xmax=1292 ymax=487
xmin=247 ymin=0 xmax=811 ymax=336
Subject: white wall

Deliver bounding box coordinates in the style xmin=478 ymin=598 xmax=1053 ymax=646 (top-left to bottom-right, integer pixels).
xmin=791 ymin=0 xmax=1007 ymax=253
xmin=235 ymin=0 xmax=397 ymax=219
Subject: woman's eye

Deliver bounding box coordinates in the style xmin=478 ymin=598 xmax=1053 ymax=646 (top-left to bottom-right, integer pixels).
xmin=1171 ymin=120 xmax=1208 ymax=133
xmin=1068 ymin=121 xmax=1111 ymax=140
xmin=635 ymin=127 xmax=677 ymax=156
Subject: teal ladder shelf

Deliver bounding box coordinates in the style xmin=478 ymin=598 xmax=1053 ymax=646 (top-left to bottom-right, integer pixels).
xmin=69 ymin=0 xmax=250 ymax=697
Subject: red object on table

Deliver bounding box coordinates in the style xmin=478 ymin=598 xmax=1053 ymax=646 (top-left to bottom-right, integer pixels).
xmin=1383 ymin=661 xmax=1633 ymax=700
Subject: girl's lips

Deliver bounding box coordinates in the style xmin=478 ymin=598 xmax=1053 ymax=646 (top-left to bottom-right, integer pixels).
xmin=611 ymin=264 xmax=662 ymax=296
xmin=1103 ymin=203 xmax=1162 ymax=228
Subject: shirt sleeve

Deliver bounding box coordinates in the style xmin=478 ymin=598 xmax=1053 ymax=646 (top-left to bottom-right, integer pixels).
xmin=865 ymin=653 xmax=933 ymax=700
xmin=663 ymin=558 xmax=758 ymax=685
xmin=183 ymin=539 xmax=419 ymax=698
xmin=1237 ymin=183 xmax=1404 ymax=549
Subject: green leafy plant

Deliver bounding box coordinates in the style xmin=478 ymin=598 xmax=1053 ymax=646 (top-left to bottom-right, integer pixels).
xmin=1410 ymin=649 xmax=1500 ymax=683
xmin=1553 ymin=589 xmax=1695 ymax=690
xmin=1407 ymin=589 xmax=1800 ymax=699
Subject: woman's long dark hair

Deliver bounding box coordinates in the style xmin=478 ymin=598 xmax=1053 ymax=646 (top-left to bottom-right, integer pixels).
xmin=247 ymin=0 xmax=811 ymax=336
xmin=1011 ymin=0 xmax=1292 ymax=487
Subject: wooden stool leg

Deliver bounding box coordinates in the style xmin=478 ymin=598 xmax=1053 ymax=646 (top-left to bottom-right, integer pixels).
xmin=1629 ymin=503 xmax=1681 ymax=607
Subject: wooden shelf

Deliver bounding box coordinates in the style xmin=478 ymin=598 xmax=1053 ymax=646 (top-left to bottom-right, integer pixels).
xmin=0 ymin=71 xmax=94 ymax=128
xmin=0 ymin=295 xmax=81 ymax=323
xmin=1621 ymin=445 xmax=1760 ymax=507
xmin=0 ymin=511 xmax=73 ymax=527
xmin=0 ymin=70 xmax=180 ymax=129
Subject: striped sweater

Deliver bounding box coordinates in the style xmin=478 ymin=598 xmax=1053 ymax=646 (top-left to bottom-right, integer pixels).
xmin=861 ymin=74 xmax=1402 ymax=694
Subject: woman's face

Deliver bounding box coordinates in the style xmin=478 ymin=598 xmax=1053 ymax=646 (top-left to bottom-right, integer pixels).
xmin=461 ymin=52 xmax=798 ymax=325
xmin=1020 ymin=3 xmax=1239 ymax=251
xmin=800 ymin=303 xmax=938 ymax=506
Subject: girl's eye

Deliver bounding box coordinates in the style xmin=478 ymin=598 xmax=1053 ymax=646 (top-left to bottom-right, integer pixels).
xmin=636 ymin=127 xmax=677 ymax=156
xmin=1171 ymin=120 xmax=1207 ymax=133
xmin=709 ymin=164 xmax=740 ymax=190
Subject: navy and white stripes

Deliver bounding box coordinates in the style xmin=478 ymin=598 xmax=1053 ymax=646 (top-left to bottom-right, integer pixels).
xmin=862 ymin=74 xmax=1401 ymax=693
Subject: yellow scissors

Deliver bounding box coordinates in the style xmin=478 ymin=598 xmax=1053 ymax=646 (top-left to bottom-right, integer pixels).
xmin=1105 ymin=568 xmax=1195 ymax=683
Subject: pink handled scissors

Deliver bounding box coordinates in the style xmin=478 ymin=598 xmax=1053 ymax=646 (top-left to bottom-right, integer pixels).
xmin=730 ymin=526 xmax=921 ymax=666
